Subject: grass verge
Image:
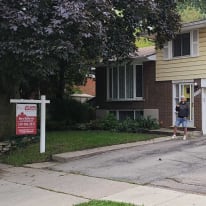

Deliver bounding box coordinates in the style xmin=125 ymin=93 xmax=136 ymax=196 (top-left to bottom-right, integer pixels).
xmin=74 ymin=200 xmax=138 ymax=206
xmin=0 ymin=130 xmax=161 ymax=166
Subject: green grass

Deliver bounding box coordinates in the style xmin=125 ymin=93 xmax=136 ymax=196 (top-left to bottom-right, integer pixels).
xmin=75 ymin=200 xmax=138 ymax=206
xmin=0 ymin=130 xmax=161 ymax=166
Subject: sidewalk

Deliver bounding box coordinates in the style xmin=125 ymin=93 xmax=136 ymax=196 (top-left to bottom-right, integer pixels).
xmin=1 ymin=163 xmax=206 ymax=206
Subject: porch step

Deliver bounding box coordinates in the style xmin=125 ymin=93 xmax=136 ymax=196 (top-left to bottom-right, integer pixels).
xmin=189 ymin=130 xmax=203 ymax=137
xmin=149 ymin=128 xmax=202 ymax=138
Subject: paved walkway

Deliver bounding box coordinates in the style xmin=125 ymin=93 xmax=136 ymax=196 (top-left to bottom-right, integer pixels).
xmin=1 ymin=136 xmax=206 ymax=206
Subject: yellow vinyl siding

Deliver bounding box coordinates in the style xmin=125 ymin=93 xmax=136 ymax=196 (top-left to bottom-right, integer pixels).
xmin=156 ymin=28 xmax=206 ymax=81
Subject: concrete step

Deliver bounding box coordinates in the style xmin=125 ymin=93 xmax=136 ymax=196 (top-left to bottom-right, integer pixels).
xmin=189 ymin=130 xmax=203 ymax=137
xmin=149 ymin=128 xmax=202 ymax=137
xmin=149 ymin=128 xmax=183 ymax=136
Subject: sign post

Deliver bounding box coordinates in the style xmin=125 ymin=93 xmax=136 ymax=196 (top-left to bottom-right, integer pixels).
xmin=10 ymin=95 xmax=50 ymax=153
xmin=40 ymin=95 xmax=47 ymax=153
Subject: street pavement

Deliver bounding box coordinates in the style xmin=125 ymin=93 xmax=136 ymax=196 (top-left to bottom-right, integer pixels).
xmin=51 ymin=136 xmax=206 ymax=195
xmin=1 ymin=136 xmax=206 ymax=206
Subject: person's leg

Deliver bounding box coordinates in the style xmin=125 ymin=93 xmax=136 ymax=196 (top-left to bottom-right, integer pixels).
xmin=173 ymin=118 xmax=180 ymax=138
xmin=184 ymin=127 xmax=187 ymax=135
xmin=173 ymin=126 xmax=177 ymax=135
xmin=183 ymin=118 xmax=187 ymax=140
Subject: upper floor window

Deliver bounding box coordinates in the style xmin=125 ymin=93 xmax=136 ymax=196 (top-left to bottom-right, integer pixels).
xmin=163 ymin=30 xmax=198 ymax=60
xmin=107 ymin=64 xmax=143 ymax=101
xmin=173 ymin=33 xmax=190 ymax=57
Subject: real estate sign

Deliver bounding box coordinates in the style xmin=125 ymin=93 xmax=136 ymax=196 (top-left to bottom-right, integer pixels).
xmin=16 ymin=104 xmax=37 ymax=135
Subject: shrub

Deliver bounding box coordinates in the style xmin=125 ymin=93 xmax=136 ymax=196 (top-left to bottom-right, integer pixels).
xmin=77 ymin=115 xmax=159 ymax=132
xmin=47 ymin=97 xmax=95 ymax=130
xmin=118 ymin=118 xmax=139 ymax=133
xmin=136 ymin=116 xmax=159 ymax=130
xmin=99 ymin=113 xmax=119 ymax=131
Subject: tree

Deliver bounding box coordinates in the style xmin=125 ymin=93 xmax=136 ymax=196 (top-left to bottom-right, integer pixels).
xmin=177 ymin=0 xmax=206 ymax=22
xmin=178 ymin=0 xmax=206 ymax=13
xmin=0 ymin=0 xmax=181 ymax=99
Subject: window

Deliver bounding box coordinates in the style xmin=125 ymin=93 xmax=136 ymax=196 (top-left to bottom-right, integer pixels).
xmin=163 ymin=30 xmax=198 ymax=60
xmin=173 ymin=33 xmax=190 ymax=57
xmin=107 ymin=64 xmax=143 ymax=100
xmin=136 ymin=65 xmax=143 ymax=97
xmin=119 ymin=111 xmax=134 ymax=121
xmin=109 ymin=110 xmax=144 ymax=121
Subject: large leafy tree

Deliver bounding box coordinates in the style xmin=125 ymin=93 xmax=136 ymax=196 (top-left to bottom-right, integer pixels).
xmin=178 ymin=0 xmax=206 ymax=12
xmin=177 ymin=0 xmax=206 ymax=22
xmin=0 ymin=0 xmax=181 ymax=99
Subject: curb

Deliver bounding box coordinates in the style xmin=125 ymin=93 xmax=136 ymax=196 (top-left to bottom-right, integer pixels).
xmin=52 ymin=136 xmax=172 ymax=162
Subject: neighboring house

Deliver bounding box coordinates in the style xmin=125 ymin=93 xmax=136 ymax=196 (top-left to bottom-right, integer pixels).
xmin=71 ymin=76 xmax=96 ymax=103
xmin=77 ymin=76 xmax=96 ymax=96
xmin=71 ymin=93 xmax=95 ymax=103
xmin=96 ymin=19 xmax=206 ymax=134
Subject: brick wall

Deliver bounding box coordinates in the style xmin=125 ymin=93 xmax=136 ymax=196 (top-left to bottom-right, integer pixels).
xmin=143 ymin=62 xmax=173 ymax=127
xmin=77 ymin=77 xmax=96 ymax=96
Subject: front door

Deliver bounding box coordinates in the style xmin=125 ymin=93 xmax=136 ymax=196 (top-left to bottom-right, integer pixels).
xmin=173 ymin=83 xmax=194 ymax=127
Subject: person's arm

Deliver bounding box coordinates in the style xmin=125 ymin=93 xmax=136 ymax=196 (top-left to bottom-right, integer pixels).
xmin=176 ymin=103 xmax=180 ymax=112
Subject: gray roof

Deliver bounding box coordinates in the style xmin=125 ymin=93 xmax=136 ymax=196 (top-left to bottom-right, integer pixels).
xmin=129 ymin=46 xmax=156 ymax=59
xmin=136 ymin=46 xmax=155 ymax=57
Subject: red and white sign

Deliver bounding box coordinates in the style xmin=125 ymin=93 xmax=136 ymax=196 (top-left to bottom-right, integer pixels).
xmin=16 ymin=104 xmax=37 ymax=135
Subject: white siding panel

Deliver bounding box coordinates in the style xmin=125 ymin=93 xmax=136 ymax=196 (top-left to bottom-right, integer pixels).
xmin=156 ymin=28 xmax=206 ymax=81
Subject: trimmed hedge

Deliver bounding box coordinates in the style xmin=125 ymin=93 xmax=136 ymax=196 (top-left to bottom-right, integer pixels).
xmin=76 ymin=114 xmax=159 ymax=132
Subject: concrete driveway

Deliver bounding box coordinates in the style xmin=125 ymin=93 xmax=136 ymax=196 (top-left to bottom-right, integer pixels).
xmin=49 ymin=136 xmax=206 ymax=195
xmin=2 ymin=136 xmax=206 ymax=206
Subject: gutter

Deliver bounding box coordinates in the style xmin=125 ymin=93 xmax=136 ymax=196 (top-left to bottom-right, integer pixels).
xmin=182 ymin=19 xmax=206 ymax=31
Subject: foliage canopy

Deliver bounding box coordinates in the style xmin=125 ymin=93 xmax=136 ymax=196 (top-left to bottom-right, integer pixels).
xmin=0 ymin=0 xmax=181 ymax=98
xmin=177 ymin=0 xmax=206 ymax=22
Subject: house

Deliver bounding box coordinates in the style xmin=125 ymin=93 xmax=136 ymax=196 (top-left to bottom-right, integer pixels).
xmin=96 ymin=46 xmax=162 ymax=122
xmin=71 ymin=76 xmax=96 ymax=103
xmin=96 ymin=19 xmax=206 ymax=134
xmin=156 ymin=19 xmax=206 ymax=134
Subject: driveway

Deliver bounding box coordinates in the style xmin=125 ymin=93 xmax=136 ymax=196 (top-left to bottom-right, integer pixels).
xmin=50 ymin=136 xmax=206 ymax=195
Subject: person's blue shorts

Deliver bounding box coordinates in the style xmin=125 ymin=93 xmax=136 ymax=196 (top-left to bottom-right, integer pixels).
xmin=175 ymin=117 xmax=187 ymax=128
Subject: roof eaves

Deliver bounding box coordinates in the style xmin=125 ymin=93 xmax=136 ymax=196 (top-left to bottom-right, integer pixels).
xmin=182 ymin=19 xmax=206 ymax=31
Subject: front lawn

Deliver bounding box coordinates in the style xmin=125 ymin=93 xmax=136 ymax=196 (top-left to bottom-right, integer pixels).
xmin=0 ymin=130 xmax=161 ymax=166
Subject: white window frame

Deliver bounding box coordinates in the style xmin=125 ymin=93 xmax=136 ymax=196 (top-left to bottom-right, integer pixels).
xmin=172 ymin=80 xmax=194 ymax=128
xmin=107 ymin=64 xmax=143 ymax=101
xmin=163 ymin=29 xmax=199 ymax=60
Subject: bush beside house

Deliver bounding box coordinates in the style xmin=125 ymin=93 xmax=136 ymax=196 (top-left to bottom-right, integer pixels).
xmin=47 ymin=98 xmax=96 ymax=130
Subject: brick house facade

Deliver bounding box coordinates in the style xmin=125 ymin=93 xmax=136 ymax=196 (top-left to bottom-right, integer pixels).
xmin=96 ymin=60 xmax=174 ymax=128
xmin=96 ymin=45 xmax=202 ymax=130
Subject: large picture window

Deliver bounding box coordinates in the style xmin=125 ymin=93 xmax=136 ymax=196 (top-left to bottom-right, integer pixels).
xmin=107 ymin=64 xmax=143 ymax=101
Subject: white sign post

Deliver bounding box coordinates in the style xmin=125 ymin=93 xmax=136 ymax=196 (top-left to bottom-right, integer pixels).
xmin=10 ymin=95 xmax=50 ymax=153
